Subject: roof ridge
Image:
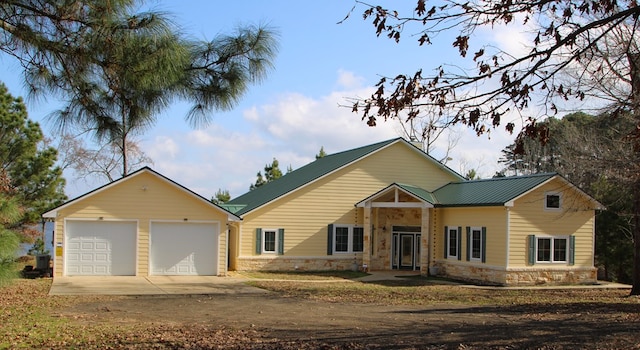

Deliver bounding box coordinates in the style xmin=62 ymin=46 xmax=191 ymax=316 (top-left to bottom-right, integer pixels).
xmin=322 ymin=137 xmax=401 ymax=158
xmin=227 ymin=138 xmax=403 ymax=213
xmin=458 ymin=172 xmax=557 ymax=184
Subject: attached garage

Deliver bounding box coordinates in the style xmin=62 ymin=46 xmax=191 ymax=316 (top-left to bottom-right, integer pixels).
xmin=65 ymin=220 xmax=137 ymax=276
xmin=150 ymin=222 xmax=219 ymax=275
xmin=43 ymin=167 xmax=240 ymax=278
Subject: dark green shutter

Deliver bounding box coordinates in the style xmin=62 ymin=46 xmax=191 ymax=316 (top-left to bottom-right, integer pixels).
xmin=481 ymin=227 xmax=487 ymax=263
xmin=527 ymin=235 xmax=536 ymax=265
xmin=444 ymin=226 xmax=448 ymax=259
xmin=327 ymin=224 xmax=334 ymax=255
xmin=277 ymin=228 xmax=285 ymax=255
xmin=457 ymin=227 xmax=462 ymax=261
xmin=466 ymin=227 xmax=471 ymax=261
xmin=255 ymin=228 xmax=263 ymax=254
xmin=569 ymin=235 xmax=575 ymax=265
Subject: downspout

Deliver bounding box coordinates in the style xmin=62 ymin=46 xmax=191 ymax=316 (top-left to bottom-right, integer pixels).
xmin=505 ymin=206 xmax=511 ymax=268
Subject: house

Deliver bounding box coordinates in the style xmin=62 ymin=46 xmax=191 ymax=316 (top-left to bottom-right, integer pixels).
xmin=43 ymin=168 xmax=240 ymax=277
xmin=223 ymin=138 xmax=601 ymax=285
xmin=44 ymin=138 xmax=601 ymax=285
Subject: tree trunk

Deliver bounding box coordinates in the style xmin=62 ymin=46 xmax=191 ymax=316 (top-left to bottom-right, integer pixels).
xmin=631 ymin=180 xmax=640 ymax=294
xmin=122 ymin=133 xmax=128 ymax=177
xmin=629 ymin=52 xmax=640 ymax=295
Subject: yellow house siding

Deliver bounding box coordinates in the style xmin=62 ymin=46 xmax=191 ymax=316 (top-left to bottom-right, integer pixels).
xmin=436 ymin=206 xmax=508 ymax=267
xmin=508 ymin=178 xmax=595 ymax=268
xmin=52 ymin=171 xmax=228 ymax=276
xmin=239 ymin=142 xmax=460 ymax=258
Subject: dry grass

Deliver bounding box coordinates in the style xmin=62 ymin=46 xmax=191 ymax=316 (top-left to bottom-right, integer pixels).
xmin=234 ymin=270 xmax=368 ymax=280
xmin=0 ymin=279 xmax=283 ymax=349
xmin=2 ymin=274 xmax=639 ymax=349
xmin=249 ymin=278 xmax=637 ymax=306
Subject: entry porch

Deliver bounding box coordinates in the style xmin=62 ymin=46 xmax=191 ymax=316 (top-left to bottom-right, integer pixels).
xmin=356 ymin=184 xmax=434 ymax=274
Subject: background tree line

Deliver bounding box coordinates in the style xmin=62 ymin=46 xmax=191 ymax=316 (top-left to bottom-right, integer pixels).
xmin=497 ymin=111 xmax=635 ymax=283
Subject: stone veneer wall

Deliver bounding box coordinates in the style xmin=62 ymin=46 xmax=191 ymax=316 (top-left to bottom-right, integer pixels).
xmin=370 ymin=207 xmax=423 ymax=270
xmin=236 ymin=256 xmax=361 ymax=272
xmin=433 ymin=262 xmax=597 ymax=286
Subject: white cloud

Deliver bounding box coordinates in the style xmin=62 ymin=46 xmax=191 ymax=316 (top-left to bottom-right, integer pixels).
xmin=335 ymin=69 xmax=365 ymax=90
xmin=134 ymin=70 xmax=514 ymax=201
xmin=147 ymin=135 xmax=180 ymax=160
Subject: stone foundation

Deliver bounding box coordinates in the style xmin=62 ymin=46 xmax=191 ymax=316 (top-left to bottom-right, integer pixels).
xmin=432 ymin=262 xmax=597 ymax=286
xmin=235 ymin=256 xmax=362 ymax=272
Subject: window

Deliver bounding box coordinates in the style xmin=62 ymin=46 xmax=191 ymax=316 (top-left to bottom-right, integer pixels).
xmin=444 ymin=226 xmax=461 ymax=260
xmin=448 ymin=228 xmax=458 ymax=258
xmin=335 ymin=227 xmax=349 ymax=252
xmin=465 ymin=226 xmax=486 ymax=263
xmin=328 ymin=225 xmax=364 ymax=254
xmin=255 ymin=228 xmax=284 ymax=254
xmin=545 ymin=192 xmax=561 ymax=210
xmin=535 ymin=236 xmax=569 ymax=263
xmin=470 ymin=227 xmax=482 ymax=261
xmin=263 ymin=229 xmax=277 ymax=253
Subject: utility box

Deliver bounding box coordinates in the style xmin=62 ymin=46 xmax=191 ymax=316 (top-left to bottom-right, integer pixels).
xmin=35 ymin=254 xmax=51 ymax=270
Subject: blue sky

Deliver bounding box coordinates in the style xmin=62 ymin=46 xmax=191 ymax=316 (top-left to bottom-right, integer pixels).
xmin=0 ymin=1 xmax=524 ymax=199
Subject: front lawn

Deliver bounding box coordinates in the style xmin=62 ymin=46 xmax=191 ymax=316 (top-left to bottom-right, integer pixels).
xmin=2 ymin=275 xmax=639 ymax=349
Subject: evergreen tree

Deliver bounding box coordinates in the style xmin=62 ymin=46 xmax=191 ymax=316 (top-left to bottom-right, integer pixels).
xmin=0 ymin=83 xmax=66 ymax=240
xmin=264 ymin=158 xmax=283 ymax=183
xmin=211 ymin=189 xmax=231 ymax=205
xmin=1 ymin=1 xmax=279 ymax=177
xmin=250 ymin=158 xmax=283 ymax=190
xmin=0 ymin=171 xmax=21 ymax=286
xmin=316 ymin=146 xmax=327 ymax=159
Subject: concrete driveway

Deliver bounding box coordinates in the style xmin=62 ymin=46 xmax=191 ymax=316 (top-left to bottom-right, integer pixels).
xmin=49 ymin=276 xmax=269 ymax=296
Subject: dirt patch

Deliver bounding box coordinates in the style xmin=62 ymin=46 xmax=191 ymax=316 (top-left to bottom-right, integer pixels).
xmin=59 ymin=283 xmax=640 ymax=349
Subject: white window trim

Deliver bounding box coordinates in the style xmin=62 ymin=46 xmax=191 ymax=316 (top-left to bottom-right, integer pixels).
xmin=333 ymin=225 xmax=363 ymax=254
xmin=447 ymin=227 xmax=459 ymax=259
xmin=544 ymin=191 xmax=562 ymax=211
xmin=470 ymin=226 xmax=483 ymax=262
xmin=262 ymin=228 xmax=278 ymax=254
xmin=535 ymin=235 xmax=569 ymax=263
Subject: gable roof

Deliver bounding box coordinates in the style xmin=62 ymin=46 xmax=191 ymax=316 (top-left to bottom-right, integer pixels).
xmin=355 ymin=183 xmax=437 ymax=208
xmin=357 ymin=173 xmax=603 ymax=209
xmin=433 ymin=173 xmax=557 ymax=207
xmin=42 ymin=167 xmax=241 ymax=221
xmin=225 ymin=138 xmax=463 ymax=216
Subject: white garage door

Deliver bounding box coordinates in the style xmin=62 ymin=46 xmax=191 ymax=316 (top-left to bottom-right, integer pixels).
xmin=150 ymin=222 xmax=219 ymax=275
xmin=65 ymin=221 xmax=137 ymax=276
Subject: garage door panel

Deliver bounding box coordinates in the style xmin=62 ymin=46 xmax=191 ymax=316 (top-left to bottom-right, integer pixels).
xmin=65 ymin=221 xmax=137 ymax=276
xmin=150 ymin=222 xmax=218 ymax=276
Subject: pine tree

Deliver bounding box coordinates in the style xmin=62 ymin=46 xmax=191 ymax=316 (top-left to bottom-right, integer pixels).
xmin=211 ymin=189 xmax=231 ymax=205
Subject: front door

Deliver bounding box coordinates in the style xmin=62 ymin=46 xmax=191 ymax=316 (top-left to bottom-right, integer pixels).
xmin=392 ymin=226 xmax=421 ymax=270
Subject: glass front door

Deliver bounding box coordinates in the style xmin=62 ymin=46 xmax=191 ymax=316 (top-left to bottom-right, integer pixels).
xmin=392 ymin=228 xmax=421 ymax=270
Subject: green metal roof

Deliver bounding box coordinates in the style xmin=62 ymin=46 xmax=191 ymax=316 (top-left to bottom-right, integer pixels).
xmin=219 ymin=204 xmax=246 ymax=214
xmin=227 ymin=138 xmax=556 ymax=215
xmin=395 ymin=183 xmax=438 ymax=204
xmin=432 ymin=173 xmax=556 ymax=207
xmin=227 ymin=138 xmax=403 ymax=216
